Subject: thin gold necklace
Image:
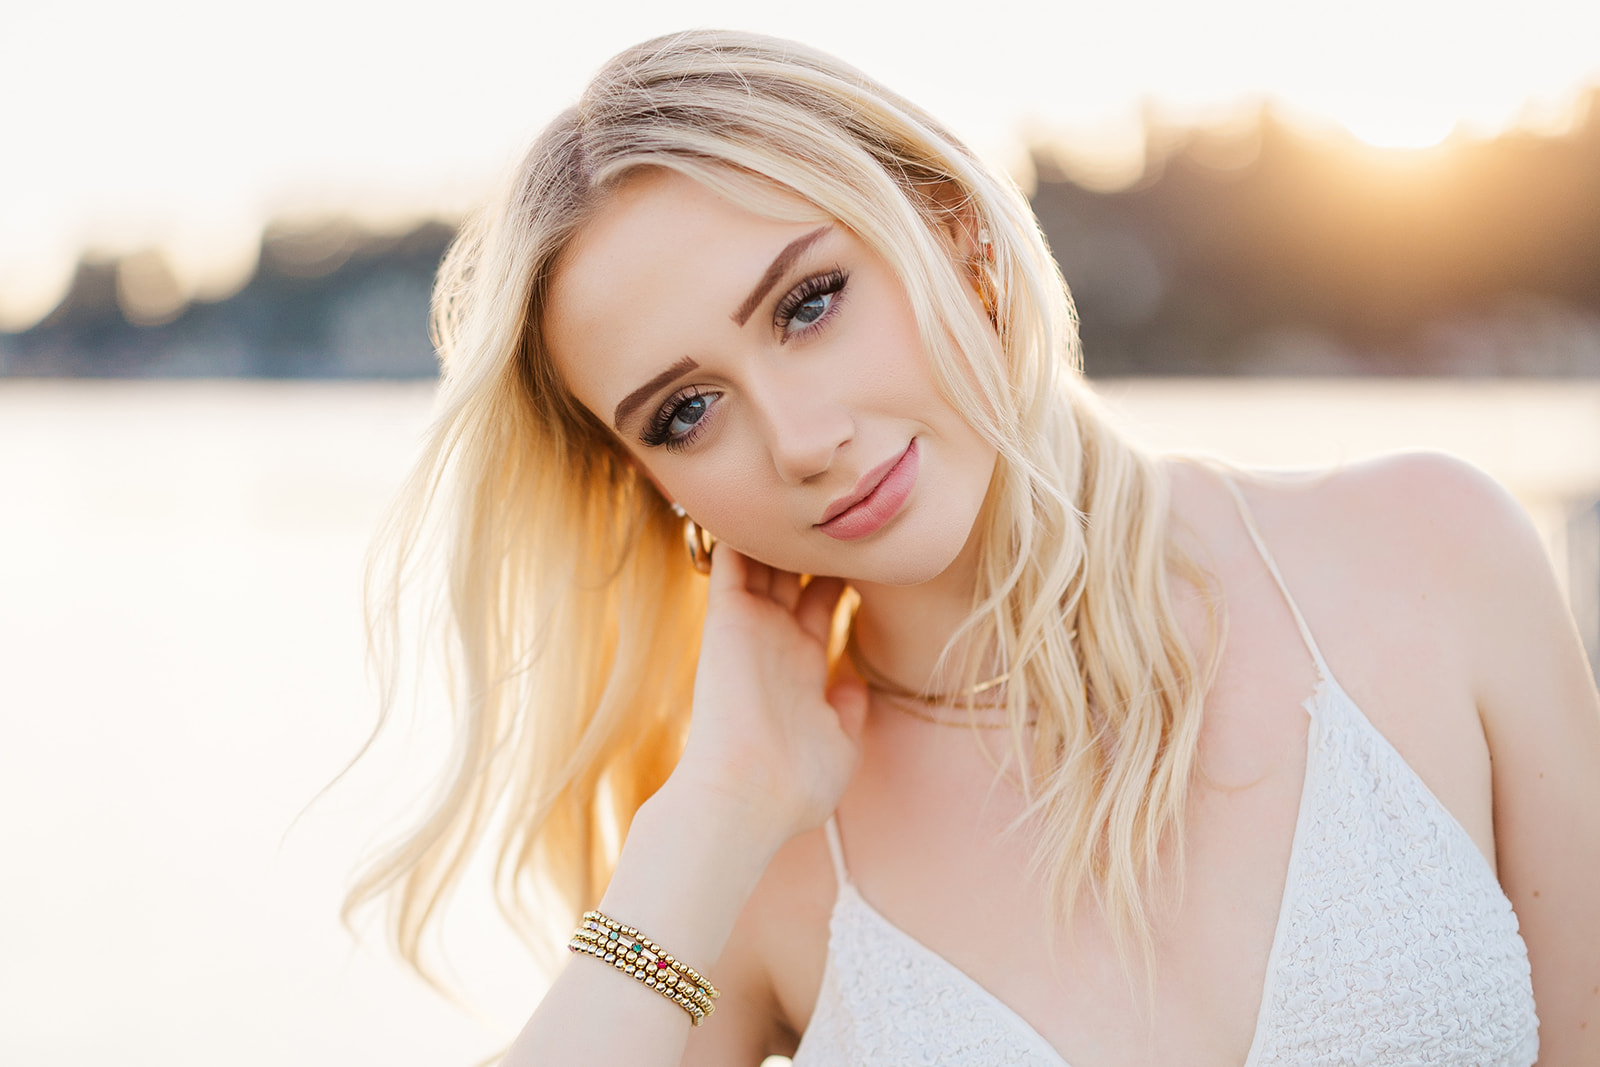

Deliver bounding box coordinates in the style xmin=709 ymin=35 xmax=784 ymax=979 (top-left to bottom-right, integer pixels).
xmin=845 ymin=632 xmax=1033 ymax=728
xmin=871 ymin=689 xmax=1038 ymax=729
xmin=844 ymin=631 xmax=1012 ymax=706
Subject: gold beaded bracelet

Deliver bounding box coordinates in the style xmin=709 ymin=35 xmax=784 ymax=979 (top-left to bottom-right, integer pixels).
xmin=575 ymin=913 xmax=720 ymax=1014
xmin=569 ymin=927 xmax=715 ymax=1016
xmin=567 ymin=909 xmax=721 ymax=1025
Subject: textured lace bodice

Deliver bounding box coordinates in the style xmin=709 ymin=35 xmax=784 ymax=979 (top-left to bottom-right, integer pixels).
xmin=790 ymin=479 xmax=1537 ymax=1066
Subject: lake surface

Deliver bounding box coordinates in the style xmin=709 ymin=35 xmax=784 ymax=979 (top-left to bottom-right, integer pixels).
xmin=1 ymin=379 xmax=1595 ymax=1065
xmin=0 ymin=382 xmax=539 ymax=1067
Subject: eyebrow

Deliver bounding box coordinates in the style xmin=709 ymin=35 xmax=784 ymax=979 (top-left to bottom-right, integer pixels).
xmin=730 ymin=225 xmax=831 ymax=326
xmin=613 ymin=355 xmax=700 ymax=430
xmin=611 ymin=226 xmax=834 ymax=432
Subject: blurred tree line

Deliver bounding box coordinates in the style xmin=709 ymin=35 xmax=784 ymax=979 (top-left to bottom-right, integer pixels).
xmin=4 ymin=93 xmax=1598 ymax=378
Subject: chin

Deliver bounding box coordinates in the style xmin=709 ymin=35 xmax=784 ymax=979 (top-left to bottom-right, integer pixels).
xmin=857 ymin=552 xmax=962 ymax=588
xmin=839 ymin=515 xmax=982 ymax=588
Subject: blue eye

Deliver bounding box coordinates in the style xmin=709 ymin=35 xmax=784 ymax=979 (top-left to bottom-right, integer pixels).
xmin=641 ymin=387 xmax=720 ymax=451
xmin=775 ymin=269 xmax=848 ymax=339
xmin=786 ymin=291 xmax=833 ymax=332
xmin=667 ymin=394 xmax=710 ymax=437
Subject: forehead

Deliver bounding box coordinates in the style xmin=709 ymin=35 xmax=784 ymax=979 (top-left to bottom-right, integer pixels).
xmin=544 ymin=169 xmax=830 ymax=417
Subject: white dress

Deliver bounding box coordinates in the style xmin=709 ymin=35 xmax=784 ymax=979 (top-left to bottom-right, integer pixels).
xmin=791 ymin=480 xmax=1538 ymax=1066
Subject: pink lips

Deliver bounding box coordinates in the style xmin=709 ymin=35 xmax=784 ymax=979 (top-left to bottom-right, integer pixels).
xmin=817 ymin=440 xmax=920 ymax=541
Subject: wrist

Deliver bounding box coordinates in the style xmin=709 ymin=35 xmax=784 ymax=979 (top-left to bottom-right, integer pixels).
xmin=593 ymin=775 xmax=785 ymax=974
xmin=637 ymin=771 xmax=791 ymax=876
xmin=656 ymin=750 xmax=814 ymax=844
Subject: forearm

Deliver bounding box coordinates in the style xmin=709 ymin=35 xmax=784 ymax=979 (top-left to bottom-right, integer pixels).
xmin=504 ymin=553 xmax=862 ymax=1064
xmin=502 ymin=778 xmax=783 ymax=1066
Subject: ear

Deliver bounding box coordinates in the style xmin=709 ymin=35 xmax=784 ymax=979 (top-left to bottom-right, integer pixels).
xmin=913 ymin=179 xmax=985 ymax=261
xmin=912 ymin=179 xmax=998 ymax=325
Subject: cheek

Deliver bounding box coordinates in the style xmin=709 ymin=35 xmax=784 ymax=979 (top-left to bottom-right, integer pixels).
xmin=667 ymin=456 xmax=775 ymax=544
xmin=668 ymin=462 xmax=823 ymax=572
xmin=840 ymin=299 xmax=939 ymax=407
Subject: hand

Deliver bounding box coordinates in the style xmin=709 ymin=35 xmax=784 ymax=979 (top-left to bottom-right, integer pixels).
xmin=670 ymin=545 xmax=868 ymax=845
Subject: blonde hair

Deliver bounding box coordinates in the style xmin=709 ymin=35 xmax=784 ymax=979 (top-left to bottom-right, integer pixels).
xmin=346 ymin=29 xmax=1217 ymax=986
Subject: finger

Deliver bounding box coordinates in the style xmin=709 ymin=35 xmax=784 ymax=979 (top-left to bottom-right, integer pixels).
xmin=706 ymin=541 xmax=749 ymax=601
xmin=827 ymin=676 xmax=870 ymax=743
xmin=769 ymin=569 xmax=802 ymax=613
xmin=795 ymin=575 xmax=847 ymax=644
xmin=742 ymin=554 xmax=773 ymax=599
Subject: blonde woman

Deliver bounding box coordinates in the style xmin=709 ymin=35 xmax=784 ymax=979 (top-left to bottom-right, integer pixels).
xmin=350 ymin=30 xmax=1600 ymax=1066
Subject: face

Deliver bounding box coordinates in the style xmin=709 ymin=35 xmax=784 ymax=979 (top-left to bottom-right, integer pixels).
xmin=544 ymin=168 xmax=999 ymax=586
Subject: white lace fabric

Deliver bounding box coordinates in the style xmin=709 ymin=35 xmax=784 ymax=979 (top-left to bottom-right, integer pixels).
xmin=793 ymin=877 xmax=1066 ymax=1066
xmin=1239 ymin=671 xmax=1538 ymax=1066
xmin=790 ymin=479 xmax=1538 ymax=1066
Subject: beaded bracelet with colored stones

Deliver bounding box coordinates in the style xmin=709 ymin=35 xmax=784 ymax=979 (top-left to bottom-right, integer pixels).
xmin=567 ymin=926 xmax=716 ymax=1012
xmin=568 ymin=911 xmax=720 ymax=1025
xmin=579 ymin=910 xmax=721 ymax=998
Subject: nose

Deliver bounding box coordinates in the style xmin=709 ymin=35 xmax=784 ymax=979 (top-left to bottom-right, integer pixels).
xmin=746 ymin=367 xmax=854 ymax=484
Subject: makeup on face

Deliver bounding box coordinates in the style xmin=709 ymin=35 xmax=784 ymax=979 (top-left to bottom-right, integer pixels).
xmin=816 ymin=439 xmax=920 ymax=541
xmin=545 ymin=169 xmax=999 ymax=586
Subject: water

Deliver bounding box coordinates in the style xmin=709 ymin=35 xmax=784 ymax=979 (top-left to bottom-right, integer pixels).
xmin=2 ymin=378 xmax=1595 ymax=1064
xmin=0 ymin=382 xmax=537 ymax=1066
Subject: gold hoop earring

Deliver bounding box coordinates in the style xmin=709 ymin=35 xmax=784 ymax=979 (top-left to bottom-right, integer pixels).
xmin=671 ymin=503 xmax=715 ymax=574
xmin=972 ymin=228 xmax=1000 ymax=325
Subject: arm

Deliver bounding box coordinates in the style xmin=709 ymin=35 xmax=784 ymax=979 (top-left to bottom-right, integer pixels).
xmin=504 ymin=549 xmax=867 ymax=1066
xmin=1425 ymin=457 xmax=1600 ymax=1063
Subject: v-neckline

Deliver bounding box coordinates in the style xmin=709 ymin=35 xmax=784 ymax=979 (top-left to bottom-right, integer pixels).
xmin=836 ymin=879 xmax=1075 ymax=1066
xmin=812 ymin=674 xmax=1329 ymax=1067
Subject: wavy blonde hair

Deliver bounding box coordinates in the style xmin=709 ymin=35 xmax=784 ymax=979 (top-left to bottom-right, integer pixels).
xmin=346 ymin=29 xmax=1218 ymax=986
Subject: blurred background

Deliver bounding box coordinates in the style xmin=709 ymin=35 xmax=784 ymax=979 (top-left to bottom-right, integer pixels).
xmin=3 ymin=1 xmax=1598 ymax=1064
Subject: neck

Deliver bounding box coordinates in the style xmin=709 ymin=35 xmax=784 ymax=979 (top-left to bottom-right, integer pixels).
xmin=847 ymin=523 xmax=995 ymax=696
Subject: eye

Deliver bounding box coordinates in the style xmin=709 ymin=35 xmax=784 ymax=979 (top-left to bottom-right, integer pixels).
xmin=641 ymin=387 xmax=720 ymax=451
xmin=666 ymin=394 xmax=711 ymax=437
xmin=775 ymin=269 xmax=848 ymax=340
xmin=789 ymin=290 xmax=833 ymax=329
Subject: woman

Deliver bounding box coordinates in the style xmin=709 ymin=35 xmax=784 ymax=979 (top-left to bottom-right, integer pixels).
xmin=349 ymin=29 xmax=1600 ymax=1065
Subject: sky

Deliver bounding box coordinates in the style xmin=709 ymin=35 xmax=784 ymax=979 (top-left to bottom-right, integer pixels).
xmin=3 ymin=0 xmax=1598 ymax=329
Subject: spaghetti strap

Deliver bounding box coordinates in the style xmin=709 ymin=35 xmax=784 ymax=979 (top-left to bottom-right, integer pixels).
xmin=1218 ymin=474 xmax=1332 ymax=679
xmin=823 ymin=814 xmax=850 ymax=887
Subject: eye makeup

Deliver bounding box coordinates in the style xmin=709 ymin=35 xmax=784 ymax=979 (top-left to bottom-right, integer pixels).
xmin=640 ymin=386 xmax=720 ymax=451
xmin=774 ymin=268 xmax=848 ymax=341
xmin=636 ymin=267 xmax=850 ymax=451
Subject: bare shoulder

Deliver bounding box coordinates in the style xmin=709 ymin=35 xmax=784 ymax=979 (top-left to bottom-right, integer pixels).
xmin=1172 ymin=450 xmax=1506 ymax=814
xmin=1296 ymin=451 xmax=1579 ymax=696
xmin=1178 ymin=450 xmax=1537 ymax=601
xmin=1311 ymin=450 xmax=1535 ymax=568
xmin=1229 ymin=449 xmax=1528 ymax=548
xmin=1376 ymin=457 xmax=1600 ymax=1060
xmin=1168 ymin=450 xmax=1531 ymax=612
xmin=1229 ymin=450 xmax=1600 ymax=1059
xmin=1209 ymin=449 xmax=1585 ymax=728
xmin=1175 ymin=450 xmax=1600 ymax=1054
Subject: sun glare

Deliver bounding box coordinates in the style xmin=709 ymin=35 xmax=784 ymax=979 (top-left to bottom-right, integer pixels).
xmin=1340 ymin=111 xmax=1458 ymax=151
xmin=3 ymin=0 xmax=1599 ymax=323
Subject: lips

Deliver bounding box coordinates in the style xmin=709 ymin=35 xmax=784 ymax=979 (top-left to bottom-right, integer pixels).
xmin=816 ymin=440 xmax=919 ymax=541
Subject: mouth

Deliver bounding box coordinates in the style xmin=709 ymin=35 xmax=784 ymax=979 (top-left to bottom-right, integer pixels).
xmin=816 ymin=439 xmax=919 ymax=541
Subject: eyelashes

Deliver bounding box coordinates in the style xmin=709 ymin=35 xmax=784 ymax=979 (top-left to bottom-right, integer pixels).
xmin=638 ymin=268 xmax=851 ymax=452
xmin=774 ymin=268 xmax=848 ymax=339
xmin=641 ymin=386 xmax=717 ymax=451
